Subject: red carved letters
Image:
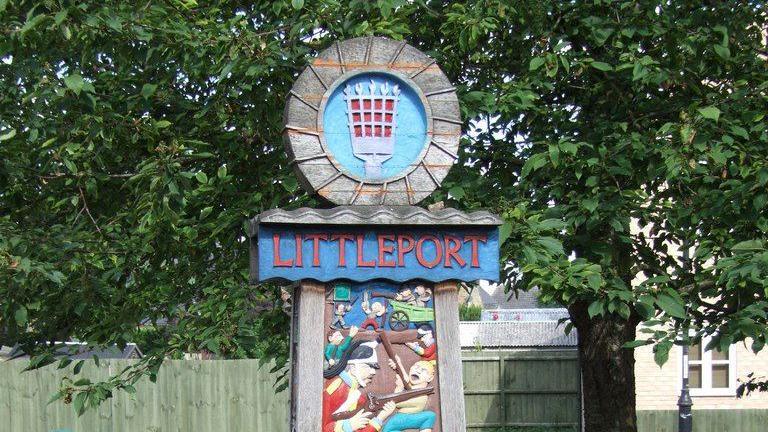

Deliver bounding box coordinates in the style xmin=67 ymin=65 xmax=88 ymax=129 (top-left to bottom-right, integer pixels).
xmin=273 ymin=233 xmax=293 ymax=267
xmin=330 ymin=234 xmax=354 ymax=267
xmin=397 ymin=234 xmax=415 ymax=266
xmin=356 ymin=234 xmax=375 ymax=267
xmin=305 ymin=233 xmax=328 ymax=267
xmin=377 ymin=234 xmax=396 ymax=267
xmin=443 ymin=235 xmax=466 ymax=268
xmin=416 ymin=235 xmax=443 ymax=269
xmin=294 ymin=234 xmax=303 ymax=267
xmin=270 ymin=231 xmax=488 ymax=269
xmin=463 ymin=234 xmax=487 ymax=268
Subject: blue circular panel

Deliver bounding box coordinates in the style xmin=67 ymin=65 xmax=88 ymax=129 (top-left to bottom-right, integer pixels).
xmin=323 ymin=72 xmax=428 ymax=181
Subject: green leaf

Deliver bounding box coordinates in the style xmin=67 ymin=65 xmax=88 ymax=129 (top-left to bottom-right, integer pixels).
xmin=548 ymin=144 xmax=560 ymax=167
xmin=623 ymin=339 xmax=652 ymax=349
xmin=205 ymin=339 xmax=220 ymax=353
xmin=73 ymin=360 xmax=85 ymax=375
xmin=632 ymin=63 xmax=646 ymax=81
xmin=217 ymin=165 xmax=227 ymax=179
xmin=54 ymin=9 xmax=68 ymax=25
xmin=731 ymin=240 xmax=764 ymax=253
xmin=521 ymin=153 xmax=547 ymax=178
xmin=560 ymin=141 xmax=578 ymax=155
xmin=64 ymin=74 xmax=85 ymax=95
xmin=498 ymin=222 xmax=512 ymax=245
xmin=536 ymin=237 xmax=564 ymax=255
xmin=57 ymin=358 xmax=73 ymax=369
xmin=697 ymin=106 xmax=721 ymax=122
xmin=529 ymin=57 xmax=546 ymax=71
xmin=63 ymin=158 xmax=78 ymax=174
xmin=656 ymin=294 xmax=686 ymax=319
xmin=155 ymin=120 xmax=172 ymax=129
xmin=713 ymin=44 xmax=730 ymax=60
xmin=448 ymin=186 xmax=465 ymax=200
xmin=634 ymin=301 xmax=656 ymax=320
xmin=47 ymin=390 xmax=66 ymax=406
xmin=617 ymin=302 xmax=631 ymax=319
xmin=588 ymin=300 xmax=604 ymax=318
xmin=654 ymin=340 xmax=673 ymax=366
xmin=74 ymin=392 xmax=88 ymax=416
xmin=141 ymin=83 xmax=157 ymax=98
xmin=291 ymin=0 xmax=304 ymax=9
xmin=582 ymin=198 xmax=598 ymax=213
xmin=200 ymin=206 xmax=213 ymax=219
xmin=590 ymin=61 xmax=613 ymax=72
xmin=15 ymin=306 xmax=28 ymax=326
xmin=74 ymin=378 xmax=92 ymax=386
xmin=643 ymin=275 xmax=671 ymax=285
xmin=195 ymin=171 xmax=208 ymax=184
xmin=281 ymin=176 xmax=298 ymax=192
xmin=20 ymin=14 xmax=48 ymax=35
xmin=0 ymin=128 xmax=16 ymax=141
xmin=587 ymin=274 xmax=602 ymax=291
xmin=538 ymin=219 xmax=566 ymax=231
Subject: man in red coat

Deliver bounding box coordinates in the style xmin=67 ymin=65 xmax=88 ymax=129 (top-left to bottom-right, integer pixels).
xmin=323 ymin=341 xmax=396 ymax=432
xmin=405 ymin=325 xmax=436 ymax=361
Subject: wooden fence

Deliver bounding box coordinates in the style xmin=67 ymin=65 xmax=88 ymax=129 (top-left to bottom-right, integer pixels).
xmin=0 ymin=360 xmax=290 ymax=432
xmin=462 ymin=349 xmax=581 ymax=430
xmin=1 ymin=353 xmax=766 ymax=431
xmin=637 ymin=409 xmax=768 ymax=432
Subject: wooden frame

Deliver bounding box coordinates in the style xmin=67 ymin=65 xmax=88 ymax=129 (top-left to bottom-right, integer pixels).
xmin=290 ymin=280 xmax=467 ymax=431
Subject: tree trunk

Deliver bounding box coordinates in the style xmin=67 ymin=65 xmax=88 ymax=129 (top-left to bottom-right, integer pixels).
xmin=569 ymin=301 xmax=640 ymax=432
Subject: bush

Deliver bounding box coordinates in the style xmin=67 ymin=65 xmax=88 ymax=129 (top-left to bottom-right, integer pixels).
xmin=459 ymin=304 xmax=482 ymax=321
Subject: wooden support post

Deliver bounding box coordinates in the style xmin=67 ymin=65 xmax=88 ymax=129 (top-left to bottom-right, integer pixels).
xmin=433 ymin=281 xmax=467 ymax=432
xmin=291 ymin=281 xmax=326 ymax=432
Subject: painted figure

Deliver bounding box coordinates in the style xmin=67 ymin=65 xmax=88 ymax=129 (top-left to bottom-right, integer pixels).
xmin=405 ymin=324 xmax=436 ymax=361
xmin=331 ymin=302 xmax=353 ymax=329
xmin=325 ymin=326 xmax=359 ymax=367
xmin=395 ymin=283 xmax=431 ymax=307
xmin=323 ymin=341 xmax=397 ymax=432
xmin=383 ymin=356 xmax=437 ymax=432
xmin=361 ymin=301 xmax=387 ymax=330
xmin=394 ymin=287 xmax=416 ymax=305
xmin=412 ymin=284 xmax=432 ymax=307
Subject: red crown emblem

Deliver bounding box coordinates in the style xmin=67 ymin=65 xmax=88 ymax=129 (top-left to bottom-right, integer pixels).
xmin=344 ymin=80 xmax=400 ymax=177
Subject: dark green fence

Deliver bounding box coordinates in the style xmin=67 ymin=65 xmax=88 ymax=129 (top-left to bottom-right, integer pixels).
xmin=637 ymin=409 xmax=768 ymax=432
xmin=1 ymin=354 xmax=766 ymax=431
xmin=462 ymin=349 xmax=581 ymax=431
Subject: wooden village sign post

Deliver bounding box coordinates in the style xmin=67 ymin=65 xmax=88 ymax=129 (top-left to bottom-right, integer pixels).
xmin=249 ymin=37 xmax=502 ymax=432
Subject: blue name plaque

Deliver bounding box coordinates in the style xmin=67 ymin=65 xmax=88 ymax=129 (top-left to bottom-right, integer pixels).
xmin=256 ymin=225 xmax=499 ymax=283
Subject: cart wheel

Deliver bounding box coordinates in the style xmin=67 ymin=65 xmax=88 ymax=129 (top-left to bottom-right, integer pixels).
xmin=389 ymin=311 xmax=409 ymax=332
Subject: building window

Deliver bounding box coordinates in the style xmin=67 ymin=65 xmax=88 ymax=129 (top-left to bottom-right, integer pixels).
xmin=686 ymin=337 xmax=737 ymax=396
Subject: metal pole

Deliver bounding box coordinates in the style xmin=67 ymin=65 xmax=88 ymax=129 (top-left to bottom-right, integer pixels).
xmin=678 ymin=245 xmax=693 ymax=432
xmin=678 ymin=342 xmax=693 ymax=432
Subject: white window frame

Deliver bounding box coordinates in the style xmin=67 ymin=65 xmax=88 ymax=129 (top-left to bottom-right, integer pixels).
xmin=686 ymin=336 xmax=738 ymax=397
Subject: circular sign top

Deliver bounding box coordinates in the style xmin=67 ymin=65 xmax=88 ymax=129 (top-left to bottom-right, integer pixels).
xmin=283 ymin=37 xmax=461 ymax=205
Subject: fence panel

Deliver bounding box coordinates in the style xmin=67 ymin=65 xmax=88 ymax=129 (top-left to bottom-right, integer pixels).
xmin=5 ymin=355 xmax=766 ymax=432
xmin=0 ymin=360 xmax=290 ymax=432
xmin=637 ymin=409 xmax=768 ymax=432
xmin=462 ymin=349 xmax=581 ymax=431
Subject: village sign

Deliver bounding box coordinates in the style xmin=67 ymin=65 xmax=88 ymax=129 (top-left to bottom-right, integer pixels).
xmin=249 ymin=36 xmax=502 ymax=432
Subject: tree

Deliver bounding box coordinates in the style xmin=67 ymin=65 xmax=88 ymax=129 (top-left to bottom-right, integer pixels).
xmin=436 ymin=2 xmax=767 ymax=431
xmin=2 ymin=1 xmax=766 ymax=430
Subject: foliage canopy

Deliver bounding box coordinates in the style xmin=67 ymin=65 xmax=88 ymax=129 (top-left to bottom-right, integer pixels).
xmin=1 ymin=0 xmax=766 ymax=427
